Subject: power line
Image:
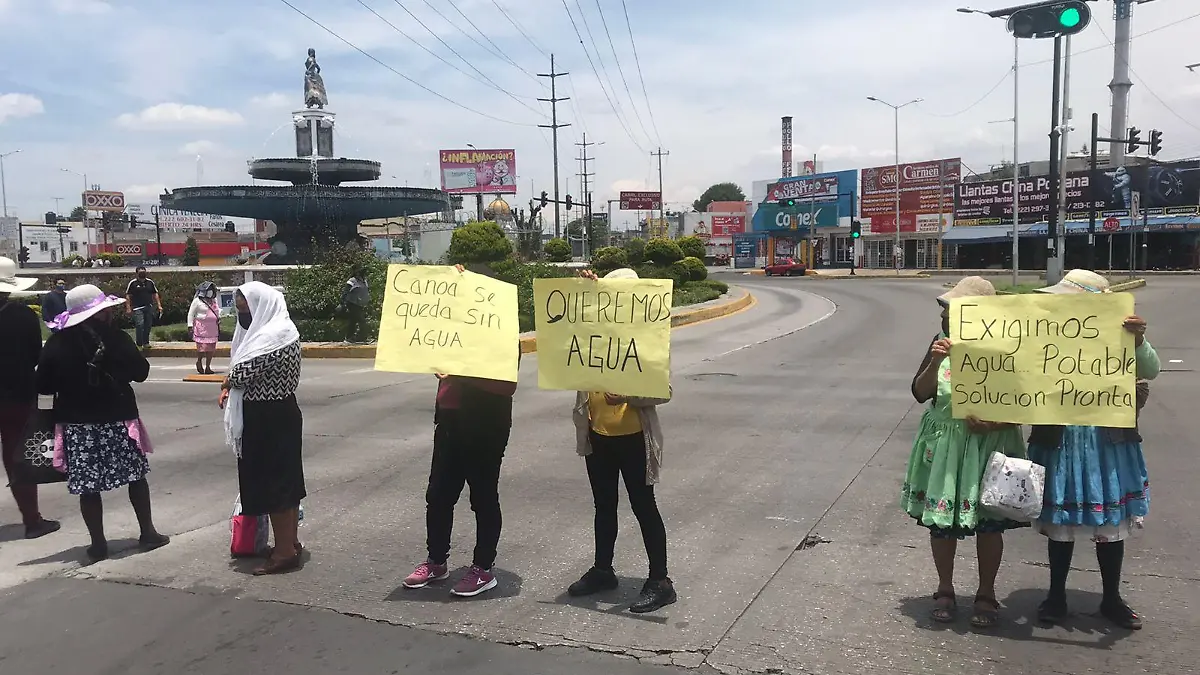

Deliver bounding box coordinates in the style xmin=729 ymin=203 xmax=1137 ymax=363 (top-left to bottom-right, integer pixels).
xmin=355 ymin=0 xmax=542 ymax=116
xmin=276 ymin=0 xmax=534 ymax=126
xmin=572 ymin=1 xmax=640 ymax=144
xmin=561 ymin=0 xmax=646 ymax=152
xmin=620 ymin=0 xmax=662 ymax=146
xmin=490 ymin=0 xmax=548 ymax=58
xmin=916 ymin=69 xmax=1011 ymax=118
xmin=1093 ymin=20 xmax=1200 ymax=134
xmin=593 ymin=0 xmax=653 ymax=145
xmin=1021 ymin=10 xmax=1200 ymax=68
xmin=430 ymin=0 xmax=519 ymax=72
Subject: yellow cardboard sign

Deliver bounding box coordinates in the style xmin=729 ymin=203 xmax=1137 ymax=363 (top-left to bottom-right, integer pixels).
xmin=375 ymin=265 xmax=519 ymax=382
xmin=534 ymin=277 xmax=672 ymax=398
xmin=948 ymin=293 xmax=1137 ymax=428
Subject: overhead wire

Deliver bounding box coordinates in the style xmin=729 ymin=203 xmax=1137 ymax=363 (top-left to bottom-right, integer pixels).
xmin=439 ymin=0 xmax=523 ymax=71
xmin=490 ymin=0 xmax=548 ymax=58
xmin=573 ymin=0 xmax=638 ymax=140
xmin=1021 ymin=9 xmax=1200 ymax=67
xmin=916 ymin=69 xmax=1012 ymax=118
xmin=276 ymin=0 xmax=535 ymax=126
xmin=620 ymin=0 xmax=663 ymax=146
xmin=593 ymin=0 xmax=653 ymax=146
xmin=562 ymin=0 xmax=646 ymax=153
xmin=1093 ymin=20 xmax=1200 ymax=134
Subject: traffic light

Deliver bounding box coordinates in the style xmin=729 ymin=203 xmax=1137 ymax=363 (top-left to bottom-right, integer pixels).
xmin=565 ymin=194 xmax=573 ymax=210
xmin=1126 ymin=127 xmax=1141 ymax=154
xmin=539 ymin=190 xmax=548 ymax=208
xmin=129 ymin=214 xmax=138 ymax=228
xmin=1149 ymin=129 xmax=1163 ymax=157
xmin=17 ymin=246 xmax=29 ymax=265
xmin=1007 ymin=1 xmax=1091 ymax=39
xmin=850 ymin=221 xmax=862 ymax=239
xmin=783 ymin=198 xmax=796 ymax=208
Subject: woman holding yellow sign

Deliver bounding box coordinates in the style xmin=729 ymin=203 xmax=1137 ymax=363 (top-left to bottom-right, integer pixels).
xmin=901 ymin=276 xmax=1028 ymax=629
xmin=1027 ymin=269 xmax=1159 ymax=631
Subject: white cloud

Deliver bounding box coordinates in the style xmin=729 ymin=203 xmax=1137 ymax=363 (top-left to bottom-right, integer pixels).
xmin=123 ymin=183 xmax=169 ymax=203
xmin=180 ymin=140 xmax=219 ymax=155
xmin=0 ymin=93 xmax=44 ymax=123
xmin=249 ymin=92 xmax=291 ymax=109
xmin=51 ymin=0 xmax=111 ymax=15
xmin=116 ymin=103 xmax=244 ymax=130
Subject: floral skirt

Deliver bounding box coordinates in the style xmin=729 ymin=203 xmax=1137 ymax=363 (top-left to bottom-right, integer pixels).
xmin=63 ymin=422 xmax=150 ymax=495
xmin=1028 ymin=426 xmax=1148 ymax=543
xmin=901 ymin=410 xmax=1029 ymax=539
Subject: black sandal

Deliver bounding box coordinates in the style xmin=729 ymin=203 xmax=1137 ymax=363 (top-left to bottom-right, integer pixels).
xmin=1100 ymin=599 xmax=1143 ymax=630
xmin=931 ymin=591 xmax=957 ymax=623
xmin=971 ymin=595 xmax=1000 ymax=629
xmin=253 ymin=553 xmax=302 ymax=576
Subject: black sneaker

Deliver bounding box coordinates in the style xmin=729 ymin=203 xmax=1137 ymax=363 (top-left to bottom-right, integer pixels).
xmin=567 ymin=567 xmax=619 ymax=597
xmin=1100 ymin=598 xmax=1143 ymax=630
xmin=24 ymin=519 xmax=61 ymax=540
xmin=629 ymin=578 xmax=677 ymax=614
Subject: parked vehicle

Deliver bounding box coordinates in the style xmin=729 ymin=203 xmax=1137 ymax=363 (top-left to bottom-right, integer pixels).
xmin=763 ymin=258 xmax=807 ymax=276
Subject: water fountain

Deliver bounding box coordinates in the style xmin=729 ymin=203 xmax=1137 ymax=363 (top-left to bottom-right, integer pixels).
xmin=159 ymin=48 xmax=453 ymax=264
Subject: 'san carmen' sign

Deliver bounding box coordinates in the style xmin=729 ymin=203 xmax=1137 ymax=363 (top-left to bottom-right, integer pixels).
xmin=83 ymin=191 xmax=126 ymax=212
xmin=115 ymin=243 xmax=145 ymax=257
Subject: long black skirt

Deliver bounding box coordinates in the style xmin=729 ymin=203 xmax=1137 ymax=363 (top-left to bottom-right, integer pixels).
xmin=237 ymin=395 xmax=306 ymax=516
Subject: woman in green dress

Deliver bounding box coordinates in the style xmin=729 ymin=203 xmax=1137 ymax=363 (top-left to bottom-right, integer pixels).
xmin=900 ymin=276 xmax=1027 ymax=628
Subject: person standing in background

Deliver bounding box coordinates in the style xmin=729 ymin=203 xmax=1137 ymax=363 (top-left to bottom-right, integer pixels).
xmin=125 ymin=266 xmax=162 ymax=349
xmin=340 ymin=268 xmax=370 ymax=344
xmin=41 ymin=279 xmax=68 ymax=327
xmin=0 ymin=257 xmax=60 ymax=539
xmin=187 ymin=281 xmax=221 ymax=375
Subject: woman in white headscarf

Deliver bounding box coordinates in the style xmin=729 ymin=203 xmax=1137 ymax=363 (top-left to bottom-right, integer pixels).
xmin=218 ymin=281 xmax=305 ymax=575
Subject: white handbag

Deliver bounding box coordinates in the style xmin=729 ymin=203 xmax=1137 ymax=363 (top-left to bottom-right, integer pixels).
xmin=979 ymin=452 xmax=1045 ymax=522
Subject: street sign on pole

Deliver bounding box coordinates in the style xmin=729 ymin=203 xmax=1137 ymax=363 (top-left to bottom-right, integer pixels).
xmin=1103 ymin=216 xmax=1120 ymax=232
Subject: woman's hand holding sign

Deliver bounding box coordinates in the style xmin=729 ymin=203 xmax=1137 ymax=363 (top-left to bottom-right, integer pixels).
xmin=930 ymin=338 xmax=952 ymax=360
xmin=1123 ymin=315 xmax=1147 ymax=347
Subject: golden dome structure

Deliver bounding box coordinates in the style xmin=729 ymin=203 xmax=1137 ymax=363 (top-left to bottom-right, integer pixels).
xmin=484 ymin=194 xmax=514 ymax=224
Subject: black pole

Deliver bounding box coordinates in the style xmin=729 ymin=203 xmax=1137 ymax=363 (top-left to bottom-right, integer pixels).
xmin=154 ymin=211 xmax=163 ymax=265
xmin=1086 ymin=112 xmax=1099 ymax=270
xmin=1046 ymin=35 xmax=1063 ymax=275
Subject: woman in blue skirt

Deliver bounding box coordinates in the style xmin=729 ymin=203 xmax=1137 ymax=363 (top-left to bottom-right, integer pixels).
xmin=1027 ymin=270 xmax=1159 ymax=630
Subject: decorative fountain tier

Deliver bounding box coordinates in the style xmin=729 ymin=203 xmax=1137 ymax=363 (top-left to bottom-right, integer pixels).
xmin=158 ymin=48 xmax=452 ymax=264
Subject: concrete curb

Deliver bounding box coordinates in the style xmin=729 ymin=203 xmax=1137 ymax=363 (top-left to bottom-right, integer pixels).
xmin=159 ymin=287 xmax=754 ymax=363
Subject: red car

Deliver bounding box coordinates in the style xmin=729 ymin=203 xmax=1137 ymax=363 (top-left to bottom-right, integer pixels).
xmin=763 ymin=258 xmax=807 ymax=276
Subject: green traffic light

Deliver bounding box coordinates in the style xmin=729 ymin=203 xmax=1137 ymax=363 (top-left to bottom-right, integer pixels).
xmin=1059 ymin=7 xmax=1081 ymax=28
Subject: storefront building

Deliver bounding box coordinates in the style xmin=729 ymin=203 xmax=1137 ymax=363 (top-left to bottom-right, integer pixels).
xmin=749 ymin=170 xmax=858 ymax=269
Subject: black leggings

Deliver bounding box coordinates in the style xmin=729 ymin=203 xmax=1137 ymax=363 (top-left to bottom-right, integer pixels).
xmin=586 ymin=430 xmax=668 ymax=580
xmin=425 ymin=413 xmax=509 ymax=570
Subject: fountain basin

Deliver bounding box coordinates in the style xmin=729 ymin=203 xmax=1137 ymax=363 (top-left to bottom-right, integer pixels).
xmin=162 ymin=185 xmax=449 ymax=222
xmin=248 ymin=157 xmax=382 ymax=186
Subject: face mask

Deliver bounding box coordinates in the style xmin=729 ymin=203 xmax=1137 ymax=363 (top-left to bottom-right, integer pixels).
xmin=138 ymin=273 xmax=147 ymax=279
xmin=238 ymin=312 xmax=252 ymax=329
xmin=56 ymin=284 xmax=65 ymax=291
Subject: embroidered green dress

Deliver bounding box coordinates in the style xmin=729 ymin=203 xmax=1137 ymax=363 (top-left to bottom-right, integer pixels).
xmin=901 ymin=341 xmax=1029 ymax=538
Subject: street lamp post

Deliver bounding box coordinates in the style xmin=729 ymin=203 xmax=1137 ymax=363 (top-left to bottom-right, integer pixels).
xmin=867 ymin=97 xmax=922 ymax=273
xmin=2 ymin=150 xmax=22 ymax=265
xmin=466 ymin=143 xmax=483 ymax=221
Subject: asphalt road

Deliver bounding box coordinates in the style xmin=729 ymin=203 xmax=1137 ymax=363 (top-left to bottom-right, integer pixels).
xmin=0 ymin=274 xmax=1196 ymax=675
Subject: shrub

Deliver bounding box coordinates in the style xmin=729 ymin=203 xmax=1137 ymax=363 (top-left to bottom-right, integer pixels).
xmin=62 ymin=254 xmax=85 ymax=268
xmin=447 ymin=221 xmax=513 ymax=264
xmin=543 ymin=237 xmax=572 ymax=262
xmin=591 ymin=246 xmax=628 ymax=273
xmin=284 ymin=248 xmax=387 ymax=342
xmin=673 ymin=281 xmax=723 ymax=307
xmin=97 ymin=252 xmax=125 ymax=267
xmin=644 ymin=238 xmax=684 ymax=266
xmin=181 ymin=237 xmax=201 ymax=266
xmin=623 ymin=238 xmax=646 ymax=266
xmin=677 ymin=235 xmax=706 ymax=260
xmin=489 ymin=257 xmax=576 ymax=331
xmin=680 ymin=256 xmax=708 ymax=281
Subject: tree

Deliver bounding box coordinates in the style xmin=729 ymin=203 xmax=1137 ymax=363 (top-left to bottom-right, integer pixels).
xmin=591 ymin=246 xmax=628 ymax=274
xmin=447 ymin=221 xmax=513 ymax=264
xmin=544 ymin=237 xmax=572 ymax=262
xmin=692 ymin=182 xmax=746 ymax=213
xmin=644 ymin=238 xmax=684 ymax=266
xmin=623 ymin=238 xmax=646 ymax=266
xmin=182 ymin=237 xmax=201 ymax=266
xmin=677 ymin=235 xmax=706 ymax=260
xmin=70 ymin=206 xmax=87 ymax=221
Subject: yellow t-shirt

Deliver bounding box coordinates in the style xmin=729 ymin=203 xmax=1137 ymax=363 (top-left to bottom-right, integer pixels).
xmin=588 ymin=392 xmax=644 ymax=437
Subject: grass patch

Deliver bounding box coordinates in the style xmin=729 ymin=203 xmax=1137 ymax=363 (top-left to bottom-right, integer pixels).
xmin=673 ymin=279 xmax=729 ymax=307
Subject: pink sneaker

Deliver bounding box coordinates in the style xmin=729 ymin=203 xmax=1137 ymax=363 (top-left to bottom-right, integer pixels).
xmin=402 ymin=561 xmax=449 ymax=589
xmin=450 ymin=565 xmax=497 ymax=597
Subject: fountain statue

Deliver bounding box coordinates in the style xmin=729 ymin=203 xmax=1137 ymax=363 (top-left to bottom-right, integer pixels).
xmin=304 ymin=48 xmax=328 ymax=110
xmin=158 ymin=49 xmax=455 ymax=264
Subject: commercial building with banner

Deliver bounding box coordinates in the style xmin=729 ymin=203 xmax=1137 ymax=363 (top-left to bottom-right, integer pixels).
xmin=859 ymin=158 xmax=960 ymax=269
xmin=681 ymin=201 xmax=748 ymax=258
xmin=748 ymin=170 xmax=858 ymax=269
xmin=946 ymin=158 xmax=1200 ymax=271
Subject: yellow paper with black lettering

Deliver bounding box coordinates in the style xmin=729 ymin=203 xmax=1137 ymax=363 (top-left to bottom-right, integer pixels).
xmin=534 ymin=277 xmax=672 ymax=398
xmin=375 ymin=265 xmax=519 ymax=382
xmin=948 ymin=293 xmax=1136 ymax=428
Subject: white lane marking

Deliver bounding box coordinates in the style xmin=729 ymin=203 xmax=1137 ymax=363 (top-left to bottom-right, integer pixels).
xmin=1169 ymin=359 xmax=1183 ymax=364
xmin=152 ymin=364 xmax=197 ymax=371
xmin=344 ymin=367 xmax=376 ymax=375
xmin=704 ymin=292 xmax=838 ymax=361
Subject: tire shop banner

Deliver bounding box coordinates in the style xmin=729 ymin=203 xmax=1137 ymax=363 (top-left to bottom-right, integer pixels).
xmin=534 ymin=277 xmax=672 ymax=399
xmin=953 ymin=160 xmax=1200 ymax=226
xmin=765 ymin=175 xmax=838 ymax=202
xmin=439 ymin=149 xmax=517 ymax=195
xmin=861 ymin=158 xmax=960 ymax=234
xmin=710 ymin=215 xmax=745 ymax=236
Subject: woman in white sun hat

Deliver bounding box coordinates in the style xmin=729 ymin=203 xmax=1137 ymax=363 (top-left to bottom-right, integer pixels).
xmin=0 ymin=257 xmax=61 ymax=539
xmin=1027 ymin=269 xmax=1158 ymax=630
xmin=39 ymin=284 xmax=170 ymax=561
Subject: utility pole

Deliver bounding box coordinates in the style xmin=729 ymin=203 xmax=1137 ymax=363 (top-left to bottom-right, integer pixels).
xmin=537 ymin=54 xmax=570 ymax=239
xmin=1055 ymin=34 xmax=1073 ymax=279
xmin=576 ymin=133 xmax=596 ymax=258
xmin=651 ymin=147 xmax=669 ymax=232
xmin=1108 ymin=0 xmax=1134 ymax=168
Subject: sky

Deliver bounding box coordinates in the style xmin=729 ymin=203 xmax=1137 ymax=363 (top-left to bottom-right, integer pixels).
xmin=1 ymin=0 xmax=1199 ymax=232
